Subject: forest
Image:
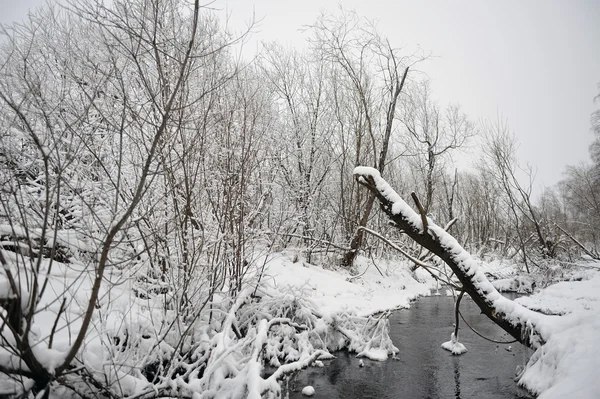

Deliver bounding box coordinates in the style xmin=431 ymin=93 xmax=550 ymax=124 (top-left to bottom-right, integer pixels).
xmin=0 ymin=0 xmax=599 ymax=397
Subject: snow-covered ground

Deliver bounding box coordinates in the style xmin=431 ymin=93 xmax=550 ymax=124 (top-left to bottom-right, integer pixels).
xmin=3 ymin=233 xmax=599 ymax=398
xmin=261 ymin=251 xmax=437 ymax=317
xmin=515 ymin=268 xmax=600 ymax=399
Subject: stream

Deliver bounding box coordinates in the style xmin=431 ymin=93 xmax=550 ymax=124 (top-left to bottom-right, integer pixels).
xmin=286 ymin=293 xmax=534 ymax=398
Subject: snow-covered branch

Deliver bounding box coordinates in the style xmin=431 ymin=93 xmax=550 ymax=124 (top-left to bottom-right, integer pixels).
xmin=353 ymin=166 xmax=554 ymax=348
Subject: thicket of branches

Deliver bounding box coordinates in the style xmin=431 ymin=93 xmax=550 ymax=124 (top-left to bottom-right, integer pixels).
xmin=0 ymin=0 xmax=598 ymax=397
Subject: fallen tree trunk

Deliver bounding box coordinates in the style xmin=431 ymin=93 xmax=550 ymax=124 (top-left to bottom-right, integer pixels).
xmin=353 ymin=166 xmax=553 ymax=349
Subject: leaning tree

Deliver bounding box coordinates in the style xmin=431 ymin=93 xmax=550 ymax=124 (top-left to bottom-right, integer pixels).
xmin=352 ymin=166 xmax=555 ymax=350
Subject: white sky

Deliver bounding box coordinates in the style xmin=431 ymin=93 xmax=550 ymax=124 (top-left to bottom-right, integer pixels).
xmin=222 ymin=0 xmax=600 ymax=194
xmin=2 ymin=0 xmax=599 ymax=194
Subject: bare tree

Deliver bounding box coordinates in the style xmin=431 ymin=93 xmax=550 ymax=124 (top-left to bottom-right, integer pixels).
xmin=551 ymin=83 xmax=600 ymax=258
xmin=260 ymin=43 xmax=337 ymax=255
xmin=481 ymin=120 xmax=556 ymax=271
xmin=0 ymin=0 xmax=250 ymax=395
xmin=401 ymin=81 xmax=474 ymax=213
xmin=558 ymin=164 xmax=600 ymax=255
xmin=307 ymin=9 xmax=412 ymax=267
xmin=452 ymin=170 xmax=508 ymax=254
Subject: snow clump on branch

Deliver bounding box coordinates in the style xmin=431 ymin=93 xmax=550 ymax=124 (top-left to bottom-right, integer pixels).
xmin=441 ymin=333 xmax=467 ymax=355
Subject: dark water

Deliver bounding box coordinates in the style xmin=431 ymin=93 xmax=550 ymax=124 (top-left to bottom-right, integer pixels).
xmin=285 ymin=294 xmax=533 ymax=399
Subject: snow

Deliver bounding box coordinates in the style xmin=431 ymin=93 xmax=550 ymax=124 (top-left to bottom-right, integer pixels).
xmin=46 ymin=229 xmax=92 ymax=253
xmin=263 ymin=252 xmax=435 ymax=319
xmin=30 ymin=346 xmax=66 ymax=374
xmin=515 ymin=271 xmax=600 ymax=398
xmin=357 ymin=348 xmax=388 ymax=361
xmin=301 ymin=385 xmax=315 ymax=396
xmin=441 ymin=332 xmax=468 ymax=355
xmin=0 ymin=224 xmax=37 ymax=238
xmin=354 ymin=167 xmax=425 ymax=233
xmin=0 ymin=279 xmax=13 ymax=300
xmin=234 ymin=251 xmax=435 ymax=376
xmin=0 ymin=273 xmax=31 ymax=313
xmin=491 ymin=275 xmax=535 ymax=294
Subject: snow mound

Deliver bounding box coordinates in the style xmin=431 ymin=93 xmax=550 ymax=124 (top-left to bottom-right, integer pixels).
xmin=441 ymin=333 xmax=467 ymax=355
xmin=302 ymin=385 xmax=315 ymax=396
xmin=261 ymin=252 xmax=437 ymax=361
xmin=516 ymin=272 xmax=600 ymax=398
xmin=265 ymin=252 xmax=435 ymax=318
xmin=492 ymin=275 xmax=535 ymax=294
xmin=357 ymin=348 xmax=388 ymax=361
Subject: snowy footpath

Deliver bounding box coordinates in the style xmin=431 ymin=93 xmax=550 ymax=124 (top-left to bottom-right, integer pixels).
xmin=264 ymin=252 xmax=600 ymax=399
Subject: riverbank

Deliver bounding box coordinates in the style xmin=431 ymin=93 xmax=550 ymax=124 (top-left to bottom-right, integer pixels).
xmin=514 ymin=267 xmax=600 ymax=398
xmin=263 ymin=251 xmax=528 ymax=319
xmin=262 ymin=252 xmax=437 ymax=317
xmin=286 ymin=295 xmax=533 ymax=399
xmin=265 ymin=253 xmax=600 ymax=398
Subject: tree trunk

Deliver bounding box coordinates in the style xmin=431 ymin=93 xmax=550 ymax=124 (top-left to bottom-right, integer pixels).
xmin=353 ymin=166 xmax=552 ymax=349
xmin=342 ymin=67 xmax=409 ymax=267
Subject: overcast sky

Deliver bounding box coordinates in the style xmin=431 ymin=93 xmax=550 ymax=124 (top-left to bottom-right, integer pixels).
xmin=2 ymin=0 xmax=599 ymax=195
xmin=223 ymin=0 xmax=600 ymax=195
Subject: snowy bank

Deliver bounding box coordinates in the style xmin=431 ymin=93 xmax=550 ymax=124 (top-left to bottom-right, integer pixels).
xmin=516 ymin=270 xmax=600 ymax=399
xmin=261 ymin=251 xmax=437 ymax=360
xmin=263 ymin=252 xmax=436 ymax=318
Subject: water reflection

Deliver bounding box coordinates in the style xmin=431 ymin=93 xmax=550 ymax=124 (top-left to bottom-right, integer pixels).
xmin=453 ymin=357 xmax=461 ymax=399
xmin=286 ymin=294 xmax=533 ymax=399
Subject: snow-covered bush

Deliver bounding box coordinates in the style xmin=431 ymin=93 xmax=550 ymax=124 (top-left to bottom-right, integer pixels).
xmin=0 ymin=0 xmax=268 ymax=396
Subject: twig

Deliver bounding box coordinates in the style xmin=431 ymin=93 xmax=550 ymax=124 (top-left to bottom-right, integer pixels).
xmin=453 ymin=290 xmax=464 ymax=338
xmin=356 ymin=226 xmax=459 ymax=288
xmin=410 ymin=192 xmax=428 ymax=232
xmin=48 ymin=297 xmax=67 ymax=349
xmin=444 ymin=217 xmax=458 ymax=232
xmin=554 ymin=222 xmax=599 ymax=260
xmin=266 ymin=349 xmax=332 ymax=383
xmin=266 ymin=232 xmax=350 ymax=251
xmin=357 ymin=227 xmax=430 ymax=268
xmin=458 ymin=308 xmax=517 ymax=344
